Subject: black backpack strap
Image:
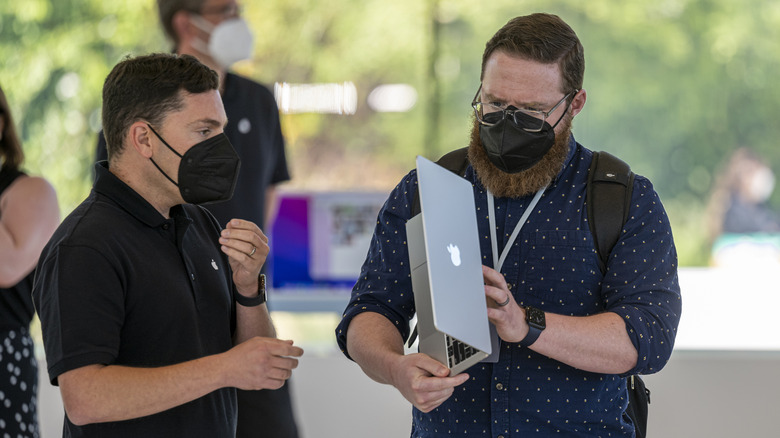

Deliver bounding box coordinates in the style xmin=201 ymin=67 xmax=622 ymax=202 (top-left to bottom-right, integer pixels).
xmin=411 ymin=147 xmax=469 ymax=217
xmin=435 ymin=147 xmax=470 ymax=176
xmin=586 ymin=152 xmax=646 ymax=436
xmin=627 ymin=375 xmax=651 ymax=438
xmin=586 ymin=151 xmax=635 ymax=275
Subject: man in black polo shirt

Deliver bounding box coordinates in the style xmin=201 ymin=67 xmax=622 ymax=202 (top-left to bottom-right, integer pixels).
xmin=33 ymin=53 xmax=303 ymax=437
xmin=94 ymin=3 xmax=298 ymax=432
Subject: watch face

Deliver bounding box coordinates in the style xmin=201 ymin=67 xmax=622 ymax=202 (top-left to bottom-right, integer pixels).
xmin=526 ymin=307 xmax=546 ymax=328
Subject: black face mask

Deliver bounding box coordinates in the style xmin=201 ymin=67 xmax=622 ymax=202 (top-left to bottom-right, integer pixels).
xmin=479 ymin=107 xmax=565 ymax=174
xmin=147 ymin=124 xmax=241 ymax=205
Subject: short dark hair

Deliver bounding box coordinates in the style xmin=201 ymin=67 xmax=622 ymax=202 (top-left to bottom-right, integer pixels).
xmin=101 ymin=53 xmax=219 ymax=160
xmin=481 ymin=13 xmax=584 ymax=95
xmin=0 ymin=84 xmax=24 ymax=171
xmin=157 ymin=0 xmax=207 ymax=46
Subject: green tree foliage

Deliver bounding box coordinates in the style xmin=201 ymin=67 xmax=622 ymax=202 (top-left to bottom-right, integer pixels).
xmin=3 ymin=0 xmax=780 ymax=265
xmin=0 ymin=0 xmax=161 ymax=213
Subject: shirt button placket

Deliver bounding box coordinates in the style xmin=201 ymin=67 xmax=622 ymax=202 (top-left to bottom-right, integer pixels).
xmin=490 ymin=355 xmax=511 ymax=438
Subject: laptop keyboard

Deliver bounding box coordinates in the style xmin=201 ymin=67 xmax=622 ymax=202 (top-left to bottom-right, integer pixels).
xmin=446 ymin=335 xmax=479 ymax=368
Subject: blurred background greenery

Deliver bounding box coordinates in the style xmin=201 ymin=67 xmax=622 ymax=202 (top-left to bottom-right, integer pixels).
xmin=3 ymin=0 xmax=780 ymax=267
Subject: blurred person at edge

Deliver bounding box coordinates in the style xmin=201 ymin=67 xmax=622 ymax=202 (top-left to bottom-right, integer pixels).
xmin=36 ymin=53 xmax=302 ymax=437
xmin=336 ymin=13 xmax=682 ymax=437
xmin=94 ymin=2 xmax=296 ymax=436
xmin=0 ymin=84 xmax=60 ymax=438
xmin=706 ymin=147 xmax=780 ymax=267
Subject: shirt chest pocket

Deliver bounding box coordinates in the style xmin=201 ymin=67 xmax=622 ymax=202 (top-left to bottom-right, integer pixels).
xmin=507 ymin=230 xmax=603 ymax=310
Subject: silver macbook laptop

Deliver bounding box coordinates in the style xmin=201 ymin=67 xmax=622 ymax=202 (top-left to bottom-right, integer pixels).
xmin=405 ymin=155 xmax=493 ymax=375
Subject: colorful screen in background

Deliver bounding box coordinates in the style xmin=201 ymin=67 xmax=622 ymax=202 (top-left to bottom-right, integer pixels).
xmin=269 ymin=191 xmax=387 ymax=290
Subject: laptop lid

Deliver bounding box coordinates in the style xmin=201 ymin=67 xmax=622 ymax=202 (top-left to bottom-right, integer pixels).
xmin=415 ymin=155 xmax=492 ymax=353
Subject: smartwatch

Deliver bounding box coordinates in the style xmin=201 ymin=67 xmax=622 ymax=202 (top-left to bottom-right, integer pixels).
xmin=234 ymin=273 xmax=267 ymax=307
xmin=519 ymin=306 xmax=545 ymax=347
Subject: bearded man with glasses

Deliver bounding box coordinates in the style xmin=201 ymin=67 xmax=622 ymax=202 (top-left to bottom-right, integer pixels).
xmin=337 ymin=13 xmax=681 ymax=437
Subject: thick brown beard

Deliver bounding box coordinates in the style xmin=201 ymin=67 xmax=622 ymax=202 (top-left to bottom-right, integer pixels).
xmin=467 ymin=115 xmax=572 ymax=198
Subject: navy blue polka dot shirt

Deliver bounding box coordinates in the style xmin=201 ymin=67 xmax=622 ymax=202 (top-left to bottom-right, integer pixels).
xmin=336 ymin=139 xmax=682 ymax=437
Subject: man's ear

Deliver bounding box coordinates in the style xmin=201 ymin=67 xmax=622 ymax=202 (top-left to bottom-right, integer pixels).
xmin=128 ymin=122 xmax=154 ymax=159
xmin=570 ymin=89 xmax=587 ymax=118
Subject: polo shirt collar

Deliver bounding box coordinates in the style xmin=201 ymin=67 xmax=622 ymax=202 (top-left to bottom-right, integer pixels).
xmin=93 ymin=161 xmax=190 ymax=228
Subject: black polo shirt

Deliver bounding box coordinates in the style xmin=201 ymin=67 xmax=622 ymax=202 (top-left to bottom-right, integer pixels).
xmin=33 ymin=162 xmax=238 ymax=438
xmin=94 ymin=72 xmax=290 ymax=229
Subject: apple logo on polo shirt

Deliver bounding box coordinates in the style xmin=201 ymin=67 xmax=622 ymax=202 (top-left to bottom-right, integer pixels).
xmin=447 ymin=243 xmax=461 ymax=267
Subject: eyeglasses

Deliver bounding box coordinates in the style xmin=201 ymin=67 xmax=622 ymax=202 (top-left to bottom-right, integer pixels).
xmin=471 ymin=85 xmax=577 ymax=132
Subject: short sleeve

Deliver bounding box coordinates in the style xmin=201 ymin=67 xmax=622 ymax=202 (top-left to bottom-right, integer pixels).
xmin=34 ymin=244 xmax=125 ymax=384
xmin=264 ymin=90 xmax=290 ymax=186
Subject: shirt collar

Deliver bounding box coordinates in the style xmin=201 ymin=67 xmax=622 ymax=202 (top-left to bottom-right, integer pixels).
xmin=93 ymin=161 xmax=191 ymax=228
xmin=555 ymin=134 xmax=578 ymax=182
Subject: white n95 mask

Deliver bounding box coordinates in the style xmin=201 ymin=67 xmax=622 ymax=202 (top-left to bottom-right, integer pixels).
xmin=191 ymin=16 xmax=255 ymax=69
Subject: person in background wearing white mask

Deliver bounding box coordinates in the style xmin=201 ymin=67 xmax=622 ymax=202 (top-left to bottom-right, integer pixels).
xmin=94 ymin=1 xmax=296 ymax=437
xmin=706 ymin=147 xmax=780 ymax=267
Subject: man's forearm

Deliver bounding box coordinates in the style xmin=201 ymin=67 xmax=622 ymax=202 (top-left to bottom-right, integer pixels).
xmin=235 ymin=303 xmax=276 ymax=343
xmin=531 ymin=311 xmax=638 ymax=374
xmin=59 ymin=353 xmax=231 ymax=426
xmin=346 ymin=312 xmax=405 ymax=385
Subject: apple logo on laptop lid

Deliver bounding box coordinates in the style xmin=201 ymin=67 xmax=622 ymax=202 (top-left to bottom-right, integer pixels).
xmin=447 ymin=243 xmax=461 ymax=267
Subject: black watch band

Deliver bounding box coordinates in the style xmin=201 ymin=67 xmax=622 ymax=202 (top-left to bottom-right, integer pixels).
xmin=519 ymin=306 xmax=545 ymax=347
xmin=234 ymin=273 xmax=267 ymax=307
